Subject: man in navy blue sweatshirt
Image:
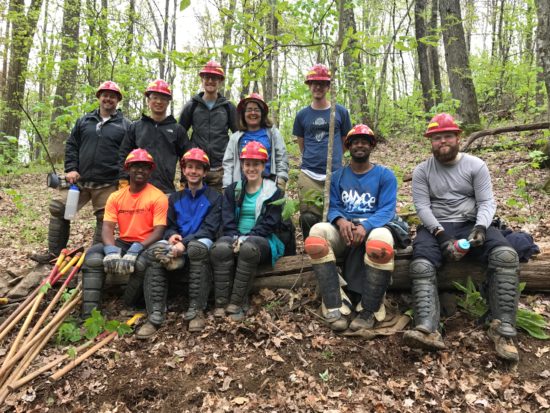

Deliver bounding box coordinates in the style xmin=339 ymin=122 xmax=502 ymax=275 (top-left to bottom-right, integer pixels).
xmin=303 ymin=125 xmax=398 ymax=332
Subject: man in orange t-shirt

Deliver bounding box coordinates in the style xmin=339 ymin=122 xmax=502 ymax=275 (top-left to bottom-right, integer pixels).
xmin=81 ymin=149 xmax=169 ymax=339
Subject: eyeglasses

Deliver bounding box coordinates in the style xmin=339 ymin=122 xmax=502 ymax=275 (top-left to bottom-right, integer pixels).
xmin=149 ymin=95 xmax=170 ymax=102
xmin=201 ymin=75 xmax=222 ymax=81
xmin=245 ymin=108 xmax=262 ymax=113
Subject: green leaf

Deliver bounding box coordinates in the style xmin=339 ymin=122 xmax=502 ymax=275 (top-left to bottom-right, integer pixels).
xmin=67 ymin=346 xmax=77 ymax=359
xmin=179 ymin=0 xmax=191 ymax=11
xmin=40 ymin=282 xmax=51 ymax=294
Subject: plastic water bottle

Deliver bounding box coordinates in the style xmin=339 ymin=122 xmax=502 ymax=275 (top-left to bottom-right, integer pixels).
xmin=64 ymin=185 xmax=80 ymax=220
xmin=453 ymin=239 xmax=470 ymax=259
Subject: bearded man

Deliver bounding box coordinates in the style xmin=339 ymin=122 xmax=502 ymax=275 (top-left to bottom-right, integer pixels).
xmin=403 ymin=113 xmax=520 ymax=362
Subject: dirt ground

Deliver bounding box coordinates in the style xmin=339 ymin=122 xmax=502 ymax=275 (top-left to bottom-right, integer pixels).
xmin=0 ymin=131 xmax=549 ymax=412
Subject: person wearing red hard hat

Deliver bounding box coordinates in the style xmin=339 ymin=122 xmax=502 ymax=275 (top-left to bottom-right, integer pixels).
xmin=150 ymin=148 xmax=222 ymax=332
xmin=222 ymin=93 xmax=289 ymax=191
xmin=293 ymin=63 xmax=352 ymax=239
xmin=210 ymin=141 xmax=285 ymax=321
xmin=81 ymin=148 xmax=170 ymax=339
xmin=404 ymin=113 xmax=520 ymax=361
xmin=178 ymin=60 xmax=238 ymax=192
xmin=30 ymin=80 xmax=131 ymax=264
xmin=119 ymin=79 xmax=188 ymax=194
xmin=303 ymin=124 xmax=400 ymax=332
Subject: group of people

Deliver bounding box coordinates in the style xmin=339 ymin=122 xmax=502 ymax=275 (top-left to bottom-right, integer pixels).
xmin=31 ymin=61 xmax=521 ymax=362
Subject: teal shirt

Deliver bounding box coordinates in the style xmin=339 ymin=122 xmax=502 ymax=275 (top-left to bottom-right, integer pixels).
xmin=238 ymin=188 xmax=261 ymax=234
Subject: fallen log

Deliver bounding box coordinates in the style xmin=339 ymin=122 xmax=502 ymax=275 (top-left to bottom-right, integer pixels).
xmin=252 ymin=251 xmax=550 ymax=293
xmin=462 ymin=122 xmax=550 ymax=151
xmin=103 ymin=250 xmax=549 ymax=292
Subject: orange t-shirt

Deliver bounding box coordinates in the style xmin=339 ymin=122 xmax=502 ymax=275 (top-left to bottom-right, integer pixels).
xmin=104 ymin=184 xmax=168 ymax=243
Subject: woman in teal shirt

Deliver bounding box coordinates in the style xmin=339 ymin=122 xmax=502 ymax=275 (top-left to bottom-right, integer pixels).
xmin=211 ymin=141 xmax=285 ymax=321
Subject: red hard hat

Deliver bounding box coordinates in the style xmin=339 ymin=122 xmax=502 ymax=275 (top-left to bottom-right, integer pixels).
xmin=145 ymin=79 xmax=172 ymax=99
xmin=180 ymin=148 xmax=210 ymax=170
xmin=199 ymin=60 xmax=225 ymax=80
xmin=237 ymin=93 xmax=269 ymax=115
xmin=424 ymin=113 xmax=462 ymax=137
xmin=345 ymin=124 xmax=376 ymax=149
xmin=96 ymin=81 xmax=122 ymax=100
xmin=305 ymin=64 xmax=331 ymax=83
xmin=240 ymin=141 xmax=269 ymax=161
xmin=124 ymin=148 xmax=156 ymax=170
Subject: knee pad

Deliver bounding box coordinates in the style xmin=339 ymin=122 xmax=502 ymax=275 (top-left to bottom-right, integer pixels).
xmin=304 ymin=236 xmax=330 ymax=260
xmin=49 ymin=199 xmax=65 ymax=218
xmin=210 ymin=241 xmax=233 ymax=261
xmin=364 ymin=228 xmax=394 ymax=270
xmin=239 ymin=241 xmax=261 ymax=264
xmin=135 ymin=253 xmax=149 ymax=273
xmin=409 ymin=258 xmax=437 ymax=280
xmin=488 ymin=246 xmax=519 ymax=270
xmin=187 ymin=240 xmax=209 ymax=261
xmin=83 ymin=251 xmax=105 ymax=269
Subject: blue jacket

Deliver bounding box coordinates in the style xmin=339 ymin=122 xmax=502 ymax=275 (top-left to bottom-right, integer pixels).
xmin=221 ymin=178 xmax=283 ymax=238
xmin=164 ymin=185 xmax=222 ymax=245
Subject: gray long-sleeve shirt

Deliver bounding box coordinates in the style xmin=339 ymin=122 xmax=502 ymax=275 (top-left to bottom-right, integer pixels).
xmin=412 ymin=153 xmax=496 ymax=232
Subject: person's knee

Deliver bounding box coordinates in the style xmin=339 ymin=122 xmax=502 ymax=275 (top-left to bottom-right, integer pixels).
xmin=187 ymin=240 xmax=210 ymax=261
xmin=49 ymin=199 xmax=65 ymax=218
xmin=239 ymin=241 xmax=261 ymax=264
xmin=83 ymin=248 xmax=104 ymax=269
xmin=488 ymin=246 xmax=519 ymax=269
xmin=409 ymin=258 xmax=436 ymax=280
xmin=210 ymin=241 xmax=233 ymax=261
xmin=364 ymin=227 xmax=395 ymax=270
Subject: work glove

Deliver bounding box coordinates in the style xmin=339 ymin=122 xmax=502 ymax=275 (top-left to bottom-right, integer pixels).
xmin=152 ymin=244 xmax=184 ymax=271
xmin=103 ymin=245 xmax=122 ymax=274
xmin=435 ymin=231 xmax=461 ymax=262
xmin=468 ymin=225 xmax=487 ymax=247
xmin=117 ymin=242 xmax=144 ymax=275
xmin=233 ymin=235 xmax=248 ymax=253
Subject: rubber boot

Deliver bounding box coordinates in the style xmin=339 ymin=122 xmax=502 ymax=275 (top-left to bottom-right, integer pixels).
xmin=312 ymin=261 xmax=348 ymax=331
xmin=143 ymin=261 xmax=168 ymax=328
xmin=81 ymin=250 xmax=106 ymax=318
xmin=227 ymin=241 xmax=260 ymax=321
xmin=30 ymin=201 xmax=70 ymax=264
xmin=185 ymin=241 xmax=211 ymax=332
xmin=210 ymin=241 xmax=234 ymax=317
xmin=403 ymin=258 xmax=446 ymax=350
xmin=122 ymin=253 xmax=148 ymax=307
xmin=350 ymin=267 xmax=391 ymax=331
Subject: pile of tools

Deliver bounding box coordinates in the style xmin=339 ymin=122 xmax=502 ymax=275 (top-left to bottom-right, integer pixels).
xmin=0 ymin=248 xmax=142 ymax=403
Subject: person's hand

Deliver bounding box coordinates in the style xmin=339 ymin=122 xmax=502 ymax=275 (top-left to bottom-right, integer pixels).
xmin=233 ymin=236 xmax=248 ymax=253
xmin=351 ymin=223 xmax=367 ymax=247
xmin=468 ymin=225 xmax=487 ymax=247
xmin=435 ymin=231 xmax=462 ymax=261
xmin=103 ymin=245 xmax=122 ymax=274
xmin=336 ymin=218 xmax=354 ymax=246
xmin=276 ymin=177 xmax=287 ymax=193
xmin=171 ymin=241 xmax=185 ymax=257
xmin=168 ymin=234 xmax=183 ymax=245
xmin=117 ymin=242 xmax=144 ymax=275
xmin=66 ymin=171 xmax=80 ymax=184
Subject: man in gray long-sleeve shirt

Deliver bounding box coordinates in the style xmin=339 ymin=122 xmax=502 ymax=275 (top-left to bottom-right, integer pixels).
xmin=403 ymin=113 xmax=520 ymax=362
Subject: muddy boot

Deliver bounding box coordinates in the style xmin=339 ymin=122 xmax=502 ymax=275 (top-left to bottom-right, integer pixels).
xmin=81 ymin=247 xmax=105 ymax=318
xmin=313 ymin=261 xmax=348 ymax=331
xmin=486 ymin=246 xmax=520 ymax=361
xmin=188 ymin=311 xmax=206 ymax=332
xmin=403 ymin=329 xmax=446 ymax=350
xmin=143 ymin=261 xmax=168 ymax=327
xmin=31 ymin=200 xmax=70 ymax=264
xmin=136 ymin=321 xmax=159 ymax=340
xmin=227 ymin=241 xmax=260 ymax=321
xmin=122 ymin=254 xmax=147 ymax=307
xmin=487 ymin=320 xmax=519 ymax=361
xmin=184 ymin=241 xmax=211 ymax=331
xmin=349 ymin=311 xmax=376 ymax=331
xmin=210 ymin=241 xmax=234 ymax=315
xmin=404 ymin=258 xmax=446 ymax=350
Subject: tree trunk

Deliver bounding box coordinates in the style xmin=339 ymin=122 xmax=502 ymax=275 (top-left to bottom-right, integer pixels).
xmin=121 ymin=0 xmax=135 ymax=115
xmin=428 ymin=0 xmax=442 ymax=105
xmin=414 ymin=0 xmax=434 ymax=113
xmin=0 ymin=0 xmax=44 ymax=154
xmin=49 ymin=0 xmax=81 ymax=164
xmin=219 ymin=0 xmax=236 ymax=99
xmin=535 ymin=0 xmax=550 ymax=120
xmin=439 ymin=0 xmax=480 ymax=130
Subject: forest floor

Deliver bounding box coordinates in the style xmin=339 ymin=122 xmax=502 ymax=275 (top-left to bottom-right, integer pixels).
xmin=0 ymin=130 xmax=549 ymax=412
